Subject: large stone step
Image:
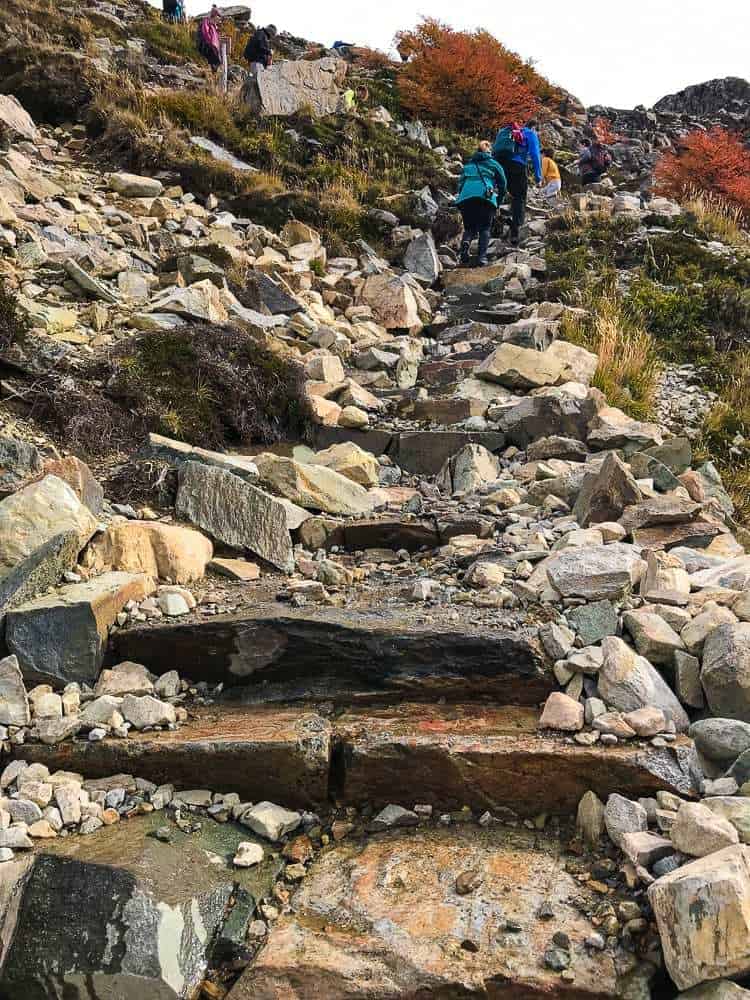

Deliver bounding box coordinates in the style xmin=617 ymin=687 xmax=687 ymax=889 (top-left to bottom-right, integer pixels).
xmin=15 ymin=706 xmax=331 ymax=810
xmin=310 ymin=426 xmax=505 ymax=475
xmin=109 ymin=606 xmax=550 ymax=704
xmin=15 ymin=704 xmax=698 ymax=817
xmin=228 ymin=824 xmax=658 ymax=999
xmin=335 ymin=704 xmax=697 ymax=815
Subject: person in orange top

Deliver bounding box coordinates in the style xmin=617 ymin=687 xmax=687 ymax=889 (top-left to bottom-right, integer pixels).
xmin=541 ymin=148 xmax=562 ymax=200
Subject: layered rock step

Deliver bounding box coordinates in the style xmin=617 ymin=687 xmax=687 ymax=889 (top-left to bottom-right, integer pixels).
xmin=109 ymin=605 xmax=550 ymax=703
xmin=15 ymin=706 xmax=331 ymax=810
xmin=228 ymin=824 xmax=654 ymax=999
xmin=15 ymin=704 xmax=698 ymax=815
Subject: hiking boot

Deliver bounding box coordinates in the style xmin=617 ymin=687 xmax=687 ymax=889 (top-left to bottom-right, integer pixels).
xmin=477 ymin=257 xmax=489 ymax=267
xmin=459 ymin=241 xmax=471 ymax=266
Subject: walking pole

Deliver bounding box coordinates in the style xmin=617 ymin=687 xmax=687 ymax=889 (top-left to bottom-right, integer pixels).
xmin=220 ymin=41 xmax=228 ymax=94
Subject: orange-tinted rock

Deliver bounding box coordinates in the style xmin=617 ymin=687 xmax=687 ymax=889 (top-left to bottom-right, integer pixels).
xmin=229 ymin=825 xmax=653 ymax=998
xmin=42 ymin=457 xmax=103 ymax=515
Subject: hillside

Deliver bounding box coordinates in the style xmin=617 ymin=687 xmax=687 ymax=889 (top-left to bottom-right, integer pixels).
xmin=0 ymin=3 xmax=749 ymax=999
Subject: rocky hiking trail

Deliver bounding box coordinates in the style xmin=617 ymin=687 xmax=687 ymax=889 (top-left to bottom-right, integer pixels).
xmin=0 ymin=9 xmax=749 ymax=996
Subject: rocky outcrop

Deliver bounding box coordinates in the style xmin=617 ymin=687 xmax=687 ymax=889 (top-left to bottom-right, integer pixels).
xmin=654 ymin=77 xmax=750 ymax=116
xmin=242 ymin=57 xmax=347 ymax=117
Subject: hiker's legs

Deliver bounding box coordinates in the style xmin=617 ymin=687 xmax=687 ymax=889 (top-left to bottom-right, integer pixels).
xmin=250 ymin=62 xmax=265 ymax=78
xmin=506 ymin=162 xmax=528 ymax=241
xmin=459 ymin=201 xmax=482 ymax=263
xmin=543 ymin=180 xmax=561 ymax=200
xmin=476 ymin=202 xmax=495 ymax=264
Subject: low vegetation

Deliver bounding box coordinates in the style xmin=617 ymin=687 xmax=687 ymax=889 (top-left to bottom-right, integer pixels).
xmin=30 ymin=326 xmax=311 ymax=455
xmin=655 ymin=127 xmax=750 ymax=223
xmin=394 ymin=18 xmax=558 ymax=132
xmin=564 ymin=293 xmax=662 ymax=420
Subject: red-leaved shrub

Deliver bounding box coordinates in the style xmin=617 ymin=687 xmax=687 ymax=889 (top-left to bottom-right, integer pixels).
xmin=655 ymin=127 xmax=750 ymax=221
xmin=394 ymin=19 xmax=553 ymax=132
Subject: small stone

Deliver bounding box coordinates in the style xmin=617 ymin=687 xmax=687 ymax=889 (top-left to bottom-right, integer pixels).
xmin=233 ymin=841 xmax=264 ymax=868
xmin=455 ymin=870 xmax=482 ymax=895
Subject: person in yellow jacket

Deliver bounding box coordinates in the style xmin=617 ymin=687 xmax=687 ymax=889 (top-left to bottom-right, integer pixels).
xmin=541 ymin=148 xmax=562 ymax=200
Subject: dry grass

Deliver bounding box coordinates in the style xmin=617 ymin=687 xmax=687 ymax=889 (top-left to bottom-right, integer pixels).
xmin=699 ymin=349 xmax=750 ymax=521
xmin=563 ymin=293 xmax=662 ymax=420
xmin=682 ymin=188 xmax=750 ymax=247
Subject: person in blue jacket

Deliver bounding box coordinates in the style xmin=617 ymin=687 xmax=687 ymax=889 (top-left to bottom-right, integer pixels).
xmin=493 ymin=119 xmax=542 ymax=245
xmin=455 ymin=141 xmax=507 ymax=267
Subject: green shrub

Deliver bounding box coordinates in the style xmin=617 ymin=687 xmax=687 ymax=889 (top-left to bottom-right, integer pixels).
xmin=0 ymin=282 xmax=29 ymax=356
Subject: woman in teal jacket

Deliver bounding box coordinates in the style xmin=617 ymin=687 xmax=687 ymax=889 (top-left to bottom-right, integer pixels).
xmin=456 ymin=141 xmax=507 ymax=267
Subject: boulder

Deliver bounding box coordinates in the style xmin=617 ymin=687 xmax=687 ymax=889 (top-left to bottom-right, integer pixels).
xmin=692 ymin=556 xmax=750 ymax=592
xmin=310 ymin=442 xmax=380 ymax=487
xmin=622 ymin=609 xmax=685 ymax=665
xmin=436 ymin=443 xmax=500 ymax=495
xmin=41 ymin=457 xmax=103 ymax=515
xmin=175 ymin=461 xmax=293 ymax=573
xmin=0 ymin=815 xmax=260 ymax=998
xmin=671 ymin=801 xmax=740 ymax=857
xmin=680 ymin=984 xmax=750 ymax=999
xmin=577 ymin=790 xmax=605 ymax=847
xmin=5 ymin=573 xmax=155 ymax=687
xmin=475 ymin=343 xmax=566 ymax=390
xmin=683 ymin=603 xmax=738 ymax=656
xmin=496 ymin=391 xmax=599 ymax=448
xmin=702 ymin=623 xmax=750 ymax=721
xmin=243 ymin=57 xmax=346 ymax=117
xmin=149 ymin=279 xmax=228 ymax=324
xmin=0 ymin=436 xmax=42 ymax=494
xmin=120 ymin=694 xmax=176 ymax=730
xmin=545 ymin=543 xmax=645 ymax=600
xmin=587 ymin=406 xmax=663 ymax=453
xmin=94 ymin=661 xmax=154 ymax=698
xmin=703 ymin=798 xmax=750 ymax=846
xmin=598 ymin=636 xmax=690 ymax=731
xmin=253 ymin=453 xmax=374 ymax=517
xmin=573 ymin=452 xmax=642 ymax=527
xmin=649 ymin=845 xmax=750 ymax=990
xmin=109 ymin=172 xmax=164 ymax=197
xmin=0 ymin=476 xmax=97 ymax=616
xmin=604 ymin=793 xmax=647 ymax=849
xmin=539 ymin=692 xmax=583 ymax=731
xmin=0 ymin=654 xmax=30 ymax=726
xmin=403 ymin=231 xmax=441 ymax=284
xmin=640 ymin=549 xmax=691 ymax=606
xmin=0 ymin=94 xmax=38 ymax=141
xmin=82 ymin=521 xmax=213 ymax=584
xmin=690 ymin=719 xmax=750 ymax=764
xmin=241 ymin=801 xmax=301 ymax=842
xmin=359 ymin=274 xmax=431 ymax=333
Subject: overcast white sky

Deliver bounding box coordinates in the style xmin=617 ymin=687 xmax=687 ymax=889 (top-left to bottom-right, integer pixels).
xmin=149 ymin=0 xmax=749 ymax=108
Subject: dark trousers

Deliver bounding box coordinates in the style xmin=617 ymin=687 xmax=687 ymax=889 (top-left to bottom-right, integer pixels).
xmin=504 ymin=161 xmax=529 ymax=238
xmin=459 ymin=198 xmax=495 ymax=262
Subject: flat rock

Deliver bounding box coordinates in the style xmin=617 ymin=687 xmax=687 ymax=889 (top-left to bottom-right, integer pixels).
xmin=544 ymin=543 xmax=645 ymax=600
xmin=229 ymin=825 xmax=652 ymax=998
xmin=254 ymin=453 xmax=374 ymax=516
xmin=109 ymin=605 xmax=551 ymax=702
xmin=16 ymin=706 xmax=331 ymax=810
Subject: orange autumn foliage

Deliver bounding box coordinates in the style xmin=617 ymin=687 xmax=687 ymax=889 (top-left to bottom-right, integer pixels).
xmin=394 ymin=19 xmax=551 ymax=132
xmin=655 ymin=127 xmax=750 ymax=221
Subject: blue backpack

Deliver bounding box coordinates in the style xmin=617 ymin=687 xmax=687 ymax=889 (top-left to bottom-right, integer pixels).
xmin=494 ymin=125 xmax=526 ymax=164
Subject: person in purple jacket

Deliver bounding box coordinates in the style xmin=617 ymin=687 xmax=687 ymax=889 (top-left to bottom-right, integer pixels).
xmin=493 ymin=119 xmax=542 ymax=246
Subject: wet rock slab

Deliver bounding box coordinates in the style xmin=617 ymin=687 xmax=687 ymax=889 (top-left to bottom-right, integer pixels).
xmin=229 ymin=825 xmax=651 ymax=998
xmin=15 ymin=706 xmax=331 ymax=809
xmin=0 ymin=813 xmax=280 ymax=999
xmin=109 ymin=605 xmax=550 ymax=703
xmin=336 ymin=704 xmax=698 ymax=815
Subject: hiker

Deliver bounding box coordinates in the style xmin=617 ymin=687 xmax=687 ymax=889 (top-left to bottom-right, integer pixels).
xmin=493 ymin=120 xmax=542 ymax=246
xmin=198 ymin=6 xmax=222 ymax=71
xmin=455 ymin=141 xmax=507 ymax=267
xmin=163 ymin=0 xmax=183 ymax=24
xmin=541 ymin=148 xmax=562 ymax=200
xmin=244 ymin=24 xmax=277 ymax=76
xmin=578 ymin=138 xmax=612 ymax=186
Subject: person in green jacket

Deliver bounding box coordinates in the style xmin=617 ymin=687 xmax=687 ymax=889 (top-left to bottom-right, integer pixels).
xmin=455 ymin=141 xmax=507 ymax=267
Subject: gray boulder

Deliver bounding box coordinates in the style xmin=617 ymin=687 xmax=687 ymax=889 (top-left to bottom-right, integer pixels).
xmin=598 ymin=636 xmax=689 ymax=731
xmin=0 ymin=436 xmax=42 ymax=494
xmin=690 ymin=719 xmax=750 ymax=765
xmin=573 ymin=452 xmax=642 ymax=527
xmin=0 ymin=476 xmax=97 ymax=617
xmin=403 ymin=231 xmax=441 ymax=284
xmin=702 ymin=623 xmax=750 ymax=721
xmin=0 ymin=654 xmax=30 ymax=726
xmin=545 ymin=543 xmax=645 ymax=601
xmin=243 ymin=57 xmax=346 ymax=117
xmin=176 ymin=461 xmax=293 ymax=573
